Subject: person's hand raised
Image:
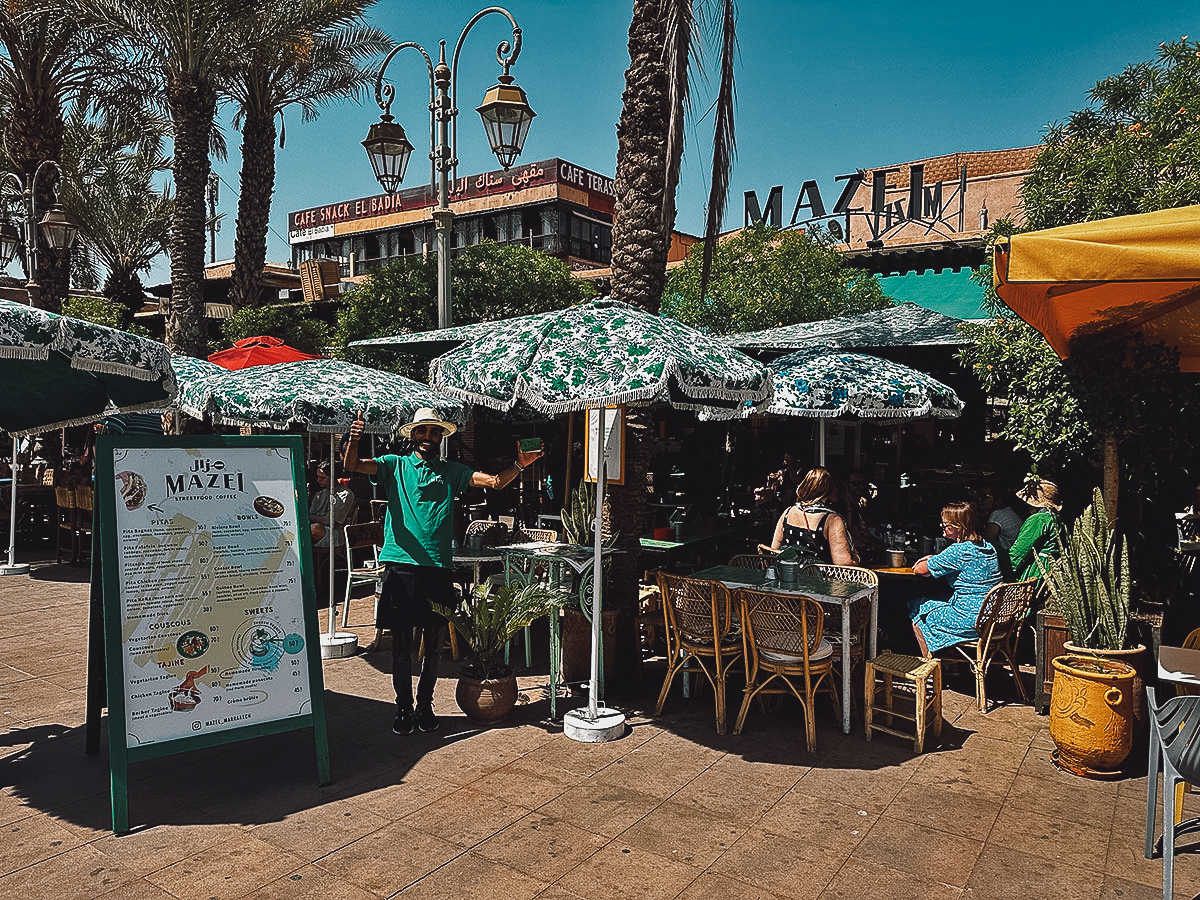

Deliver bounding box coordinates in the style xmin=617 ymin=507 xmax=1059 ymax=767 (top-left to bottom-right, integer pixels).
xmin=349 ymin=410 xmax=365 ymax=441
xmin=516 ymin=441 xmax=544 ymax=469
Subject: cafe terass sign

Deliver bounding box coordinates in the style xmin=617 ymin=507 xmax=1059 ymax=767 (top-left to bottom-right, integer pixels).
xmin=741 ymin=146 xmax=1039 ymax=275
xmin=289 ymin=157 xmax=615 ymax=244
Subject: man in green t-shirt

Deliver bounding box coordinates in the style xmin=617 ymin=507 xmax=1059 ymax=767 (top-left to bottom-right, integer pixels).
xmin=344 ymin=408 xmax=542 ymax=735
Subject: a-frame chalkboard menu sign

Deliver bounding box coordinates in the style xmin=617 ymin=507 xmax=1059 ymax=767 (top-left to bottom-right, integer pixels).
xmin=85 ymin=435 xmax=330 ymax=833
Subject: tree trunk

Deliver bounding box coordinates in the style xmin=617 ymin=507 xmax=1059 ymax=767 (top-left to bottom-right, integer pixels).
xmin=1103 ymin=433 xmax=1119 ymax=524
xmin=165 ymin=73 xmax=218 ymax=358
xmin=230 ymin=108 xmax=277 ymax=309
xmin=606 ymin=0 xmax=675 ymax=691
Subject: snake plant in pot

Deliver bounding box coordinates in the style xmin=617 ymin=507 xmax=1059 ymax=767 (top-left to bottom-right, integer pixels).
xmin=434 ymin=580 xmax=562 ymax=723
xmin=1042 ymin=487 xmax=1141 ymax=777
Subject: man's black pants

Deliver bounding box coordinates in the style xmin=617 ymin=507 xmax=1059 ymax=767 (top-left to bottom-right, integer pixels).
xmin=378 ymin=563 xmax=454 ymax=710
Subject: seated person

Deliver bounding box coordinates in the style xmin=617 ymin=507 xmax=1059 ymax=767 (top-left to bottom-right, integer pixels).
xmin=909 ymin=501 xmax=1003 ymax=656
xmin=763 ymin=466 xmax=857 ymax=565
xmin=979 ymin=481 xmax=1024 ymax=555
xmin=310 ymin=461 xmax=355 ymax=549
xmin=1008 ymin=479 xmax=1066 ymax=581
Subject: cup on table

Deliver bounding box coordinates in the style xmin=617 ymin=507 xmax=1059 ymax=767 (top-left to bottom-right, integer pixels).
xmin=469 ymin=532 xmax=483 ymax=553
xmin=887 ymin=549 xmax=907 ymax=568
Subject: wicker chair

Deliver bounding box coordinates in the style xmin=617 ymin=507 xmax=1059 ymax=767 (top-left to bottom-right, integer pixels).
xmin=74 ymin=486 xmax=94 ymax=564
xmin=732 ymin=587 xmax=837 ymax=752
xmin=728 ymin=554 xmax=770 ymax=569
xmin=804 ymin=563 xmax=878 ymax=695
xmin=54 ymin=486 xmax=76 ymax=563
xmin=514 ymin=525 xmax=558 ymax=543
xmin=947 ymin=578 xmax=1040 ymax=712
xmin=465 ymin=519 xmax=511 ymax=547
xmin=655 ymin=573 xmax=743 ymax=734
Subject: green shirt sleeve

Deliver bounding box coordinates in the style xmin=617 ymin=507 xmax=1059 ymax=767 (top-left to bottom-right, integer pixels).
xmin=1008 ymin=511 xmax=1060 ymax=581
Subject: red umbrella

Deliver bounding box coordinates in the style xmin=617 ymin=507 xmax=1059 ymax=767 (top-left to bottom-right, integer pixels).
xmin=207 ymin=335 xmax=323 ymax=370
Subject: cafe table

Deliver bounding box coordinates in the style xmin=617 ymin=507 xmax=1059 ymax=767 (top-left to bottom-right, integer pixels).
xmin=690 ymin=564 xmax=878 ymax=734
xmin=496 ymin=541 xmax=617 ymax=721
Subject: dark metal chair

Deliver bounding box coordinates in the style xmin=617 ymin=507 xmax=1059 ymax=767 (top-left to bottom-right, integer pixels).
xmin=1145 ymin=686 xmax=1200 ymax=900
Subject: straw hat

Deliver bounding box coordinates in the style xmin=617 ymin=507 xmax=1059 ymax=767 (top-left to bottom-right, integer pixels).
xmin=399 ymin=407 xmax=457 ymax=439
xmin=1017 ymin=479 xmax=1062 ymax=511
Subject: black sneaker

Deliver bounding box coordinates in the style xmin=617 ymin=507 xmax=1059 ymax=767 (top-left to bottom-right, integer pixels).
xmin=392 ymin=707 xmax=414 ymax=735
xmin=415 ymin=704 xmax=439 ymax=733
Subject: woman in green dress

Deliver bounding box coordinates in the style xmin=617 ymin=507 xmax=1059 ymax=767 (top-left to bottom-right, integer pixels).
xmin=1008 ymin=480 xmax=1066 ymax=581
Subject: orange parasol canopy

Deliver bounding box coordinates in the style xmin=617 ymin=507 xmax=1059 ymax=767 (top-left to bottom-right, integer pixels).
xmin=993 ymin=204 xmax=1200 ymax=372
xmin=207 ymin=335 xmax=323 ymax=370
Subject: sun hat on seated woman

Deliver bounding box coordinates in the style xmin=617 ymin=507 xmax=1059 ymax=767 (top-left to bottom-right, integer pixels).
xmin=399 ymin=407 xmax=457 ymax=438
xmin=1016 ymin=479 xmax=1061 ymax=511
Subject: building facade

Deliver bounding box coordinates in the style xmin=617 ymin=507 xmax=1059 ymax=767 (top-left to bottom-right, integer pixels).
xmin=288 ymin=158 xmax=628 ymax=282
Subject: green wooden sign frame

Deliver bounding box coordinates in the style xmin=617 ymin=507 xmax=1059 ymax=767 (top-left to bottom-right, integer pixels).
xmin=86 ymin=434 xmax=330 ymax=834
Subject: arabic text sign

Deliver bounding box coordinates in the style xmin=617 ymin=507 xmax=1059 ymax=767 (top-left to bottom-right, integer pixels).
xmin=111 ymin=445 xmax=312 ymax=746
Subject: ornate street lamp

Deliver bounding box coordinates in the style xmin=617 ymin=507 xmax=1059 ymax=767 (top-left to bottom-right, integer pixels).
xmin=0 ymin=160 xmax=79 ymax=302
xmin=362 ymin=7 xmax=534 ymax=329
xmin=1 ymin=160 xmax=77 ymax=577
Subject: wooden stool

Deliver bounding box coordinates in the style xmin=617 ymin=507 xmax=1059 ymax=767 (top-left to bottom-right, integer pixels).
xmin=865 ymin=651 xmax=942 ymax=753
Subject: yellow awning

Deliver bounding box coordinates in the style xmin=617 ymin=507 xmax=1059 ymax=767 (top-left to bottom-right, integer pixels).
xmin=994 ymin=204 xmax=1200 ymax=372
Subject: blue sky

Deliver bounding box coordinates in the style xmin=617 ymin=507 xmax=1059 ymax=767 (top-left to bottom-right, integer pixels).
xmin=155 ymin=0 xmax=1197 ymax=312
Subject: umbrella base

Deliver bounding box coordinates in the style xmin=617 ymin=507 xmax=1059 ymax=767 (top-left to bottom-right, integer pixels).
xmin=0 ymin=563 xmax=30 ymax=576
xmin=563 ymin=706 xmax=626 ymax=743
xmin=320 ymin=631 xmax=359 ymax=659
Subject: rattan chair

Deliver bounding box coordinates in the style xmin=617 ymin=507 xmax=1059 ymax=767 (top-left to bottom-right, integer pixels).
xmin=733 ymin=587 xmax=837 ymax=752
xmin=728 ymin=554 xmax=770 ymax=569
xmin=74 ymin=486 xmax=93 ymax=564
xmin=804 ymin=563 xmax=878 ymax=695
xmin=947 ymin=578 xmax=1040 ymax=712
xmin=655 ymin=572 xmax=743 ymax=734
xmin=54 ymin=486 xmax=76 ymax=563
xmin=465 ymin=519 xmax=511 ymax=547
xmin=514 ymin=525 xmax=558 ymax=543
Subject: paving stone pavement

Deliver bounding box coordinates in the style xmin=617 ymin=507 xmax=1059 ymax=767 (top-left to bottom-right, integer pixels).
xmin=0 ymin=556 xmax=1192 ymax=899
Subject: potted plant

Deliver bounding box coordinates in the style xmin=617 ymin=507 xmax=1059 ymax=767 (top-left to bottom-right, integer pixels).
xmin=1042 ymin=487 xmax=1142 ymax=777
xmin=435 ymin=580 xmax=562 ymax=723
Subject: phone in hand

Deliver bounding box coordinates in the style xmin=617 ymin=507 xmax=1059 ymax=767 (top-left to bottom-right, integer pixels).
xmin=519 ymin=437 xmax=543 ymax=453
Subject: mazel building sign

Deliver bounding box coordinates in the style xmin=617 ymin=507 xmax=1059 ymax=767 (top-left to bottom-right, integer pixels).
xmin=743 ymin=161 xmax=971 ymax=248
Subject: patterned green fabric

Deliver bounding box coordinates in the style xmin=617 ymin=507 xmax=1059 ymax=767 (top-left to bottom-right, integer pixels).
xmin=428 ymin=298 xmax=771 ymax=413
xmin=171 ymin=355 xmax=227 ymax=417
xmin=0 ymin=299 xmax=176 ymax=436
xmin=708 ymin=346 xmax=963 ymax=420
xmin=728 ymin=302 xmax=972 ymax=350
xmin=179 ymin=357 xmax=466 ymax=435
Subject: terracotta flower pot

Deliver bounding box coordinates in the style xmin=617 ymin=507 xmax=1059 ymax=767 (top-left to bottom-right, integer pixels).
xmin=455 ymin=672 xmax=519 ymax=723
xmin=1048 ymin=654 xmax=1136 ymax=778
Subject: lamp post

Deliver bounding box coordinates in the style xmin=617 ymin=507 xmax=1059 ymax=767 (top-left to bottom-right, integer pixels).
xmin=361 ymin=6 xmax=535 ymax=329
xmin=1 ymin=160 xmax=79 ymax=576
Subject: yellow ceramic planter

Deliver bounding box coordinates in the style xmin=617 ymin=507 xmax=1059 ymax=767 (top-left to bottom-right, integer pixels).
xmin=1048 ymin=654 xmax=1135 ymax=778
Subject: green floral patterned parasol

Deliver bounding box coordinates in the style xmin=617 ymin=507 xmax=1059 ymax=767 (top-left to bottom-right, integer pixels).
xmin=0 ymin=299 xmax=176 ymax=436
xmin=179 ymin=357 xmax=466 ymax=434
xmin=425 ymin=298 xmax=772 ymax=413
xmin=709 ymin=347 xmax=963 ymax=420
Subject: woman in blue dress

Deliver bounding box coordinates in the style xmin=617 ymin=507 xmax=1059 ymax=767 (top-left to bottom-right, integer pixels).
xmin=909 ymin=501 xmax=1003 ymax=656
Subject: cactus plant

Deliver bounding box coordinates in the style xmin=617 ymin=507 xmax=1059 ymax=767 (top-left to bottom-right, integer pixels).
xmin=1042 ymin=487 xmax=1131 ymax=650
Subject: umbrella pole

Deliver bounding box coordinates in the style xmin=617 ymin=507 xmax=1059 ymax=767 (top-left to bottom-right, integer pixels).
xmin=563 ymin=412 xmax=574 ymax=511
xmin=321 ymin=435 xmax=357 ymax=658
xmin=2 ymin=441 xmax=29 ymax=576
xmin=819 ymin=420 xmax=827 ymax=468
xmin=328 ymin=439 xmax=336 ymax=637
xmin=563 ymin=406 xmax=625 ymax=743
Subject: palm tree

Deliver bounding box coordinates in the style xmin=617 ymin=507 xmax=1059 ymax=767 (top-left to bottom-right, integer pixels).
xmin=69 ymin=0 xmax=252 ymax=356
xmin=60 ymin=109 xmax=173 ymax=325
xmin=225 ymin=0 xmax=390 ymax=310
xmin=0 ymin=0 xmax=130 ymax=312
xmin=606 ymin=0 xmax=738 ymax=686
